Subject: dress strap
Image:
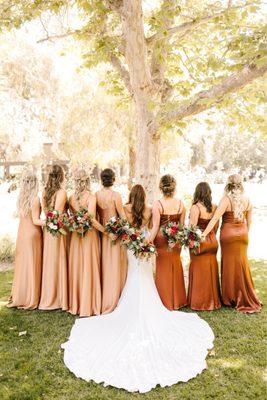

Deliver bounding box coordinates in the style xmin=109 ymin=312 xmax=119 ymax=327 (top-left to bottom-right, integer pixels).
xmin=177 ymin=200 xmax=182 ymax=214
xmin=158 ymin=200 xmax=164 ymax=214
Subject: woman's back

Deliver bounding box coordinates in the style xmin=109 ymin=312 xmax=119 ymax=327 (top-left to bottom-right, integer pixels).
xmin=124 ymin=204 xmax=152 ymax=229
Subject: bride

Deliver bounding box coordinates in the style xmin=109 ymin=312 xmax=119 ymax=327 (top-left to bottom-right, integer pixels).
xmin=62 ymin=184 xmax=214 ymax=393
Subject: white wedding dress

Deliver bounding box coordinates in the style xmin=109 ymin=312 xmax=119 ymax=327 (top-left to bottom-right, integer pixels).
xmin=62 ymin=228 xmax=214 ymax=393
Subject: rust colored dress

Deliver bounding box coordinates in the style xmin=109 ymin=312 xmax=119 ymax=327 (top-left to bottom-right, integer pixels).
xmin=154 ymin=201 xmax=187 ymax=310
xmin=96 ymin=191 xmax=127 ymax=314
xmin=8 ymin=202 xmax=43 ymax=309
xmin=187 ymin=213 xmax=221 ymax=311
xmin=220 ymin=210 xmax=261 ymax=313
xmin=39 ymin=193 xmax=68 ymax=311
xmin=68 ymin=194 xmax=101 ymax=317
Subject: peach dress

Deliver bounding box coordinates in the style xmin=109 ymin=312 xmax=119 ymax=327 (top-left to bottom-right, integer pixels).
xmin=39 ymin=192 xmax=68 ymax=311
xmin=187 ymin=206 xmax=221 ymax=311
xmin=68 ymin=193 xmax=101 ymax=317
xmin=8 ymin=200 xmax=43 ymax=309
xmin=220 ymin=205 xmax=261 ymax=313
xmin=154 ymin=200 xmax=187 ymax=310
xmin=96 ymin=190 xmax=127 ymax=314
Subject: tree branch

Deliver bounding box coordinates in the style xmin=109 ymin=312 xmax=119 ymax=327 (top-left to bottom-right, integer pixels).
xmin=109 ymin=54 xmax=133 ymax=95
xmin=161 ymin=62 xmax=267 ymax=124
xmin=37 ymin=29 xmax=85 ymax=43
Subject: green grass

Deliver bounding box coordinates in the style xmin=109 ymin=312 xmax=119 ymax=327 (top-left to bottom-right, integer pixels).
xmin=0 ymin=260 xmax=266 ymax=400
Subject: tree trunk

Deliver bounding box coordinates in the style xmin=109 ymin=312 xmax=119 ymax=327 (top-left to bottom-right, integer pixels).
xmin=128 ymin=143 xmax=136 ymax=190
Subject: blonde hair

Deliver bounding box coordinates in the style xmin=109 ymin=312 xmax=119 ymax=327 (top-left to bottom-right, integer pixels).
xmin=17 ymin=171 xmax=39 ymax=217
xmin=73 ymin=169 xmax=90 ymax=201
xmin=224 ymin=174 xmax=245 ymax=221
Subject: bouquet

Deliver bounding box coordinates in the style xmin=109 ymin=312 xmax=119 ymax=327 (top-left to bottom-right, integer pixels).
xmin=45 ymin=210 xmax=67 ymax=237
xmin=182 ymin=225 xmax=204 ymax=255
xmin=64 ymin=208 xmax=93 ymax=237
xmin=105 ymin=216 xmax=128 ymax=243
xmin=161 ymin=221 xmax=184 ymax=251
xmin=120 ymin=225 xmax=157 ymax=261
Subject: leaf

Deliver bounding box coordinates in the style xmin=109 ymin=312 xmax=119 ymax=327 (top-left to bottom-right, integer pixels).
xmin=18 ymin=331 xmax=27 ymax=336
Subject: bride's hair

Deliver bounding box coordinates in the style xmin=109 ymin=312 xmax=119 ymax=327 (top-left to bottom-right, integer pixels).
xmin=159 ymin=174 xmax=176 ymax=197
xmin=17 ymin=170 xmax=39 ymax=217
xmin=43 ymin=164 xmax=64 ymax=209
xmin=128 ymin=184 xmax=146 ymax=229
xmin=224 ymin=174 xmax=245 ymax=221
xmin=73 ymin=169 xmax=90 ymax=201
xmin=193 ymin=182 xmax=212 ymax=213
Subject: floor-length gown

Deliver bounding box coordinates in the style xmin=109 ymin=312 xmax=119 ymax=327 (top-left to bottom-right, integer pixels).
xmin=154 ymin=201 xmax=187 ymax=310
xmin=68 ymin=193 xmax=101 ymax=317
xmin=187 ymin=215 xmax=221 ymax=311
xmin=62 ymin=226 xmax=214 ymax=393
xmin=220 ymin=210 xmax=261 ymax=313
xmin=39 ymin=193 xmax=68 ymax=311
xmin=8 ymin=201 xmax=42 ymax=309
xmin=96 ymin=191 xmax=127 ymax=314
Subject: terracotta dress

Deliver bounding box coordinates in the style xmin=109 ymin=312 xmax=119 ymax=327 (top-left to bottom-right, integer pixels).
xmin=39 ymin=194 xmax=68 ymax=311
xmin=154 ymin=201 xmax=187 ymax=310
xmin=68 ymin=195 xmax=101 ymax=317
xmin=220 ymin=210 xmax=261 ymax=313
xmin=8 ymin=204 xmax=43 ymax=309
xmin=97 ymin=192 xmax=127 ymax=314
xmin=187 ymin=215 xmax=221 ymax=311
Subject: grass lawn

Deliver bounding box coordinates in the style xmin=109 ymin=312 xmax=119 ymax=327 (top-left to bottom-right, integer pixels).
xmin=0 ymin=260 xmax=266 ymax=400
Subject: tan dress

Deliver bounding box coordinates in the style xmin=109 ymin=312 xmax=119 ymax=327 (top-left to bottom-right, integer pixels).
xmin=96 ymin=190 xmax=127 ymax=314
xmin=39 ymin=192 xmax=68 ymax=311
xmin=68 ymin=193 xmax=101 ymax=317
xmin=8 ymin=201 xmax=43 ymax=309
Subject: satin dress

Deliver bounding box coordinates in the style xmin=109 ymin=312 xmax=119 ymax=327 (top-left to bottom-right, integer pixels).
xmin=39 ymin=193 xmax=68 ymax=311
xmin=220 ymin=210 xmax=261 ymax=313
xmin=96 ymin=191 xmax=127 ymax=314
xmin=187 ymin=215 xmax=221 ymax=311
xmin=154 ymin=201 xmax=187 ymax=310
xmin=8 ymin=201 xmax=43 ymax=309
xmin=68 ymin=194 xmax=101 ymax=317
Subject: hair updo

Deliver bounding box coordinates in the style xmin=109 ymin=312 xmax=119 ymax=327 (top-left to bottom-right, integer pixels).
xmin=159 ymin=174 xmax=176 ymax=197
xmin=73 ymin=169 xmax=90 ymax=201
xmin=100 ymin=168 xmax=115 ymax=187
xmin=43 ymin=164 xmax=64 ymax=209
xmin=224 ymin=174 xmax=245 ymax=221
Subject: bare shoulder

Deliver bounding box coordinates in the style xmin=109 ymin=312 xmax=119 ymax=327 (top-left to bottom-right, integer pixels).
xmin=113 ymin=190 xmax=122 ymax=199
xmin=33 ymin=196 xmax=41 ymax=207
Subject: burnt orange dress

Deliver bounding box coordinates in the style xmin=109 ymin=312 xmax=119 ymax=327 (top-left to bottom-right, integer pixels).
xmin=8 ymin=202 xmax=43 ymax=309
xmin=39 ymin=192 xmax=68 ymax=311
xmin=187 ymin=214 xmax=221 ymax=311
xmin=154 ymin=201 xmax=187 ymax=310
xmin=96 ymin=191 xmax=127 ymax=314
xmin=220 ymin=210 xmax=261 ymax=313
xmin=68 ymin=194 xmax=101 ymax=317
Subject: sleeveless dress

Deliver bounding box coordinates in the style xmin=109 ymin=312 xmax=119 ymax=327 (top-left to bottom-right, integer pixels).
xmin=187 ymin=207 xmax=221 ymax=311
xmin=220 ymin=203 xmax=261 ymax=313
xmin=68 ymin=194 xmax=101 ymax=317
xmin=96 ymin=191 xmax=127 ymax=314
xmin=7 ymin=200 xmax=43 ymax=309
xmin=62 ymin=225 xmax=214 ymax=393
xmin=154 ymin=200 xmax=187 ymax=310
xmin=39 ymin=193 xmax=68 ymax=311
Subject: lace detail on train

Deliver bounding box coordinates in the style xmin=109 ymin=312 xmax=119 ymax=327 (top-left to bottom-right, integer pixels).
xmin=62 ymin=237 xmax=214 ymax=393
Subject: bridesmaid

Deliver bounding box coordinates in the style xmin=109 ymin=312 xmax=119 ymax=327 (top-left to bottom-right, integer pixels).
xmin=150 ymin=174 xmax=187 ymax=310
xmin=8 ymin=171 xmax=44 ymax=309
xmin=96 ymin=168 xmax=127 ymax=314
xmin=203 ymin=174 xmax=261 ymax=313
xmin=39 ymin=165 xmax=68 ymax=311
xmin=187 ymin=182 xmax=221 ymax=311
xmin=68 ymin=169 xmax=104 ymax=317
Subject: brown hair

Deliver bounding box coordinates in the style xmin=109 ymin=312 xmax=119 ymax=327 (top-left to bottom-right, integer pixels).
xmin=159 ymin=174 xmax=176 ymax=197
xmin=193 ymin=182 xmax=212 ymax=213
xmin=128 ymin=184 xmax=146 ymax=229
xmin=43 ymin=164 xmax=64 ymax=209
xmin=101 ymin=168 xmax=115 ymax=187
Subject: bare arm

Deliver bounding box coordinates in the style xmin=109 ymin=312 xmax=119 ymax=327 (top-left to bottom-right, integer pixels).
xmin=88 ymin=195 xmax=106 ymax=234
xmin=54 ymin=190 xmax=67 ymax=214
xmin=189 ymin=205 xmax=199 ymax=227
xmin=149 ymin=202 xmax=161 ymax=242
xmin=179 ymin=202 xmax=186 ymax=225
xmin=203 ymin=197 xmax=229 ymax=237
xmin=31 ymin=197 xmax=45 ymax=226
xmin=246 ymin=201 xmax=252 ymax=232
xmin=115 ymin=192 xmax=126 ymax=218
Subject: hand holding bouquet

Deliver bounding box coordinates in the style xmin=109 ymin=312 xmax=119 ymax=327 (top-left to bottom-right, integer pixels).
xmin=182 ymin=225 xmax=204 ymax=255
xmin=65 ymin=208 xmax=93 ymax=237
xmin=120 ymin=226 xmax=157 ymax=261
xmin=161 ymin=221 xmax=183 ymax=251
xmin=45 ymin=210 xmax=67 ymax=237
xmin=105 ymin=217 xmax=128 ymax=243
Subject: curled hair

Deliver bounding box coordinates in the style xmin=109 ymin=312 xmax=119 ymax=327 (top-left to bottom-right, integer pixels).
xmin=73 ymin=169 xmax=90 ymax=201
xmin=193 ymin=182 xmax=212 ymax=213
xmin=43 ymin=164 xmax=64 ymax=209
xmin=128 ymin=184 xmax=146 ymax=229
xmin=17 ymin=171 xmax=38 ymax=217
xmin=101 ymin=168 xmax=115 ymax=187
xmin=159 ymin=174 xmax=176 ymax=197
xmin=224 ymin=174 xmax=245 ymax=221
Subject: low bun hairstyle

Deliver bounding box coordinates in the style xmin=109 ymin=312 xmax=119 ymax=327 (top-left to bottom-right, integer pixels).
xmin=193 ymin=182 xmax=212 ymax=213
xmin=128 ymin=184 xmax=146 ymax=229
xmin=159 ymin=174 xmax=176 ymax=197
xmin=101 ymin=168 xmax=115 ymax=187
xmin=43 ymin=164 xmax=64 ymax=209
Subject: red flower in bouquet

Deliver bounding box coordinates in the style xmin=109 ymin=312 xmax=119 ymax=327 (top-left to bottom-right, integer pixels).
xmin=45 ymin=210 xmax=67 ymax=237
xmin=161 ymin=221 xmax=184 ymax=251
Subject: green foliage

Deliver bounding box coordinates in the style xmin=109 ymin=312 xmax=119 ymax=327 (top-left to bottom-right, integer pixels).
xmin=0 ymin=236 xmax=15 ymax=263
